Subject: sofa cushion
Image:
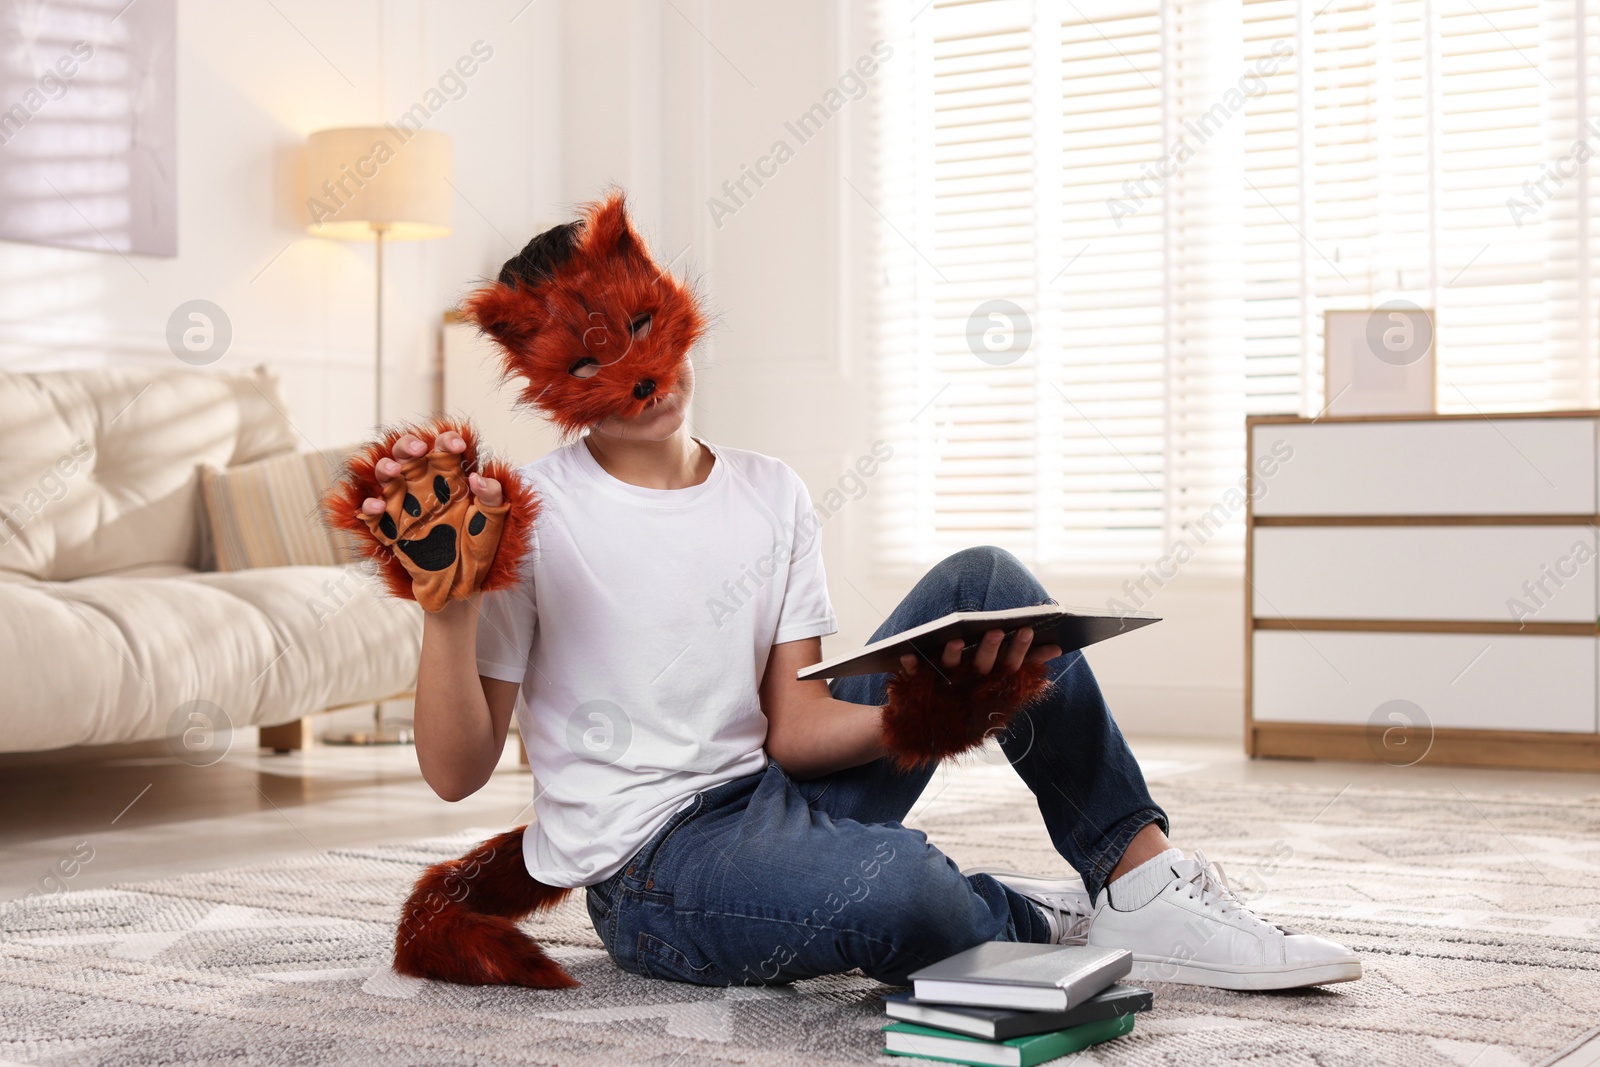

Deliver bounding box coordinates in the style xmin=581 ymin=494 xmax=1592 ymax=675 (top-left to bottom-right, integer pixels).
xmin=0 ymin=365 xmax=299 ymax=582
xmin=0 ymin=565 xmax=421 ymax=752
xmin=200 ymin=448 xmax=359 ymax=571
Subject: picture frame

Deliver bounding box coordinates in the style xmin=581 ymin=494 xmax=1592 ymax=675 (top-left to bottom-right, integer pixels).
xmin=1322 ymin=304 xmax=1436 ymax=416
xmin=0 ymin=0 xmax=178 ymax=256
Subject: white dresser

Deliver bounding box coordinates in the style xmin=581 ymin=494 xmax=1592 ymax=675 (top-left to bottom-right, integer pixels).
xmin=1246 ymin=412 xmax=1600 ymax=770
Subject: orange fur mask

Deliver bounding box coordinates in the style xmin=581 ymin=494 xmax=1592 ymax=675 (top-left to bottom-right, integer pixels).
xmin=459 ymin=193 xmax=706 ymax=436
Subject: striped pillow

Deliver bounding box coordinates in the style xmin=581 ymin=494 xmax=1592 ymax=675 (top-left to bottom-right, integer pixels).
xmin=199 ymin=449 xmax=358 ymax=571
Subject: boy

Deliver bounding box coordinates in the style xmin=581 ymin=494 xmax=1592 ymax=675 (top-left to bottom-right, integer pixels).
xmin=334 ymin=194 xmax=1360 ymax=992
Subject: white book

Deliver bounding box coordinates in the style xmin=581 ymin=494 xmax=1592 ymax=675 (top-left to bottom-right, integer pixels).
xmin=908 ymin=942 xmax=1134 ymax=1013
xmin=796 ymin=605 xmax=1159 ymax=682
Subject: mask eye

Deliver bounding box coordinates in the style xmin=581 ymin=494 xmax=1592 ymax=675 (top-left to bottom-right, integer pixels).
xmin=568 ymin=356 xmax=601 ymax=379
xmin=629 ymin=313 xmax=652 ymax=340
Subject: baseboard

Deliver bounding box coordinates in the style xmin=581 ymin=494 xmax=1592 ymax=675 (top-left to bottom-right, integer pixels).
xmin=1099 ymin=683 xmax=1243 ymax=741
xmin=1250 ymin=720 xmax=1600 ymax=772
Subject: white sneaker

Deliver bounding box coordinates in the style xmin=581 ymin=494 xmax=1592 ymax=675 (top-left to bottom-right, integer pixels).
xmin=1086 ymin=849 xmax=1361 ymax=990
xmin=965 ymin=867 xmax=1094 ymax=945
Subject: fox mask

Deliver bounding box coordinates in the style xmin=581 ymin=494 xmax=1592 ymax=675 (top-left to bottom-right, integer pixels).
xmin=460 ymin=193 xmax=706 ymax=436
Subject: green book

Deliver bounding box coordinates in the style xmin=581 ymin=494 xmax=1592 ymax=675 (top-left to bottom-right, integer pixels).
xmin=882 ymin=1015 xmax=1135 ymax=1067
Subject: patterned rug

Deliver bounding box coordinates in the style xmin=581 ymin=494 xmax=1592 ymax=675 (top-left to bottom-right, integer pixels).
xmin=2 ymin=761 xmax=1598 ymax=1066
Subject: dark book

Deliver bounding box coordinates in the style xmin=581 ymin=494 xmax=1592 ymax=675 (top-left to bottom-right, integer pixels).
xmin=794 ymin=605 xmax=1159 ymax=681
xmin=882 ymin=1015 xmax=1136 ymax=1067
xmin=908 ymin=943 xmax=1132 ymax=1012
xmin=882 ymin=983 xmax=1153 ymax=1041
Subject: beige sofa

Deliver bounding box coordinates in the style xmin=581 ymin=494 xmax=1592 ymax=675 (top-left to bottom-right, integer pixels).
xmin=0 ymin=364 xmax=420 ymax=754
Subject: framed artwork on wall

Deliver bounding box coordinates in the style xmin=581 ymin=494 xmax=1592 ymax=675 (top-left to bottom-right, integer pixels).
xmin=0 ymin=0 xmax=177 ymax=256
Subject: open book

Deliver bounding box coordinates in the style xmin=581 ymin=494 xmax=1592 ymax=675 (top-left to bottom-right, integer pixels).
xmin=795 ymin=604 xmax=1160 ymax=682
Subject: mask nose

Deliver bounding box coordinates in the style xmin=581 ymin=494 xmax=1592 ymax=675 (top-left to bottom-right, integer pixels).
xmin=633 ymin=379 xmax=656 ymax=400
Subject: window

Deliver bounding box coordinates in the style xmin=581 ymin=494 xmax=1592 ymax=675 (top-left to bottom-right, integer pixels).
xmin=869 ymin=0 xmax=1600 ymax=576
xmin=1244 ymin=0 xmax=1595 ymax=413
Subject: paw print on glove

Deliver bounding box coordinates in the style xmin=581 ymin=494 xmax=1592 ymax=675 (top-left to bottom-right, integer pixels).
xmin=360 ymin=438 xmax=511 ymax=612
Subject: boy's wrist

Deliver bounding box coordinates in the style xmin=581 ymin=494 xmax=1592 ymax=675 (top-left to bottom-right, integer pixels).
xmin=425 ymin=595 xmax=481 ymax=633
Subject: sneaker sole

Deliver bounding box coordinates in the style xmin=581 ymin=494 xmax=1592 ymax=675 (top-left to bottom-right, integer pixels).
xmin=1127 ymin=954 xmax=1362 ymax=990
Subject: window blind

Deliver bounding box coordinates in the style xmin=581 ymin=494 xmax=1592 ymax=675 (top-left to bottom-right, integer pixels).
xmin=870 ymin=0 xmax=1600 ymax=577
xmin=871 ymin=0 xmax=1043 ymax=569
xmin=1243 ymin=0 xmax=1595 ymax=413
xmin=873 ymin=0 xmax=1250 ymax=576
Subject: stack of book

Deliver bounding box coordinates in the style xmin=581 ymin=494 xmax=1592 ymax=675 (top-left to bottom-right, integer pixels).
xmin=882 ymin=944 xmax=1151 ymax=1066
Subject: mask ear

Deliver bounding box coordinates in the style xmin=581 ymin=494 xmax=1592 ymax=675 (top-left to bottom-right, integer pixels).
xmin=581 ymin=194 xmax=654 ymax=272
xmin=469 ymin=282 xmax=548 ymax=357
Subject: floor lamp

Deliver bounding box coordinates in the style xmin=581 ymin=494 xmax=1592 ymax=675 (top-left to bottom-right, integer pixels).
xmin=306 ymin=126 xmax=453 ymax=745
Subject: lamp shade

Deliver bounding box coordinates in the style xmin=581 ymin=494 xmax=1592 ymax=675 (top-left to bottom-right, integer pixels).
xmin=305 ymin=126 xmax=452 ymax=241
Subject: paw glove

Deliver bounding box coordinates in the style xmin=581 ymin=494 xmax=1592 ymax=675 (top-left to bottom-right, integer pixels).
xmin=322 ymin=418 xmax=538 ymax=612
xmin=880 ymin=659 xmax=1054 ymax=771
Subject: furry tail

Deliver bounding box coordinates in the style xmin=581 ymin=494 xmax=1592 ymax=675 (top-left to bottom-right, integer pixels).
xmin=393 ymin=827 xmax=578 ymax=988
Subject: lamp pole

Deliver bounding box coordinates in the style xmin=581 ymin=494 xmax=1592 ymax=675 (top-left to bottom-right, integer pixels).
xmin=304 ymin=126 xmax=452 ymax=748
xmin=374 ymin=222 xmax=386 ymax=424
xmin=327 ymin=221 xmax=414 ymax=746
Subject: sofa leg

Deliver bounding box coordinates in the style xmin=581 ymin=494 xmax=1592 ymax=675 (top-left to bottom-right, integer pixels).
xmin=260 ymin=718 xmax=313 ymax=754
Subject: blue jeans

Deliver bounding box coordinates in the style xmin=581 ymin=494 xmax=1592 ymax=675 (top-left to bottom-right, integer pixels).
xmin=585 ymin=546 xmax=1168 ymax=986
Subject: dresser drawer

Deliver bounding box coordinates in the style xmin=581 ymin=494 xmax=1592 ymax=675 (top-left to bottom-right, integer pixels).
xmin=1251 ymin=630 xmax=1597 ymax=733
xmin=1251 ymin=419 xmax=1598 ymax=516
xmin=1252 ymin=525 xmax=1599 ymax=623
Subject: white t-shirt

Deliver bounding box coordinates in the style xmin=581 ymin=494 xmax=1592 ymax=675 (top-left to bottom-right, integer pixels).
xmin=475 ymin=437 xmax=838 ymax=887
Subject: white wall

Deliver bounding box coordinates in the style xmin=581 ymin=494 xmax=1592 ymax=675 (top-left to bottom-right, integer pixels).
xmin=0 ymin=0 xmax=570 ymax=741
xmin=0 ymin=0 xmax=563 ymax=448
xmin=555 ymin=0 xmax=1245 ymax=739
xmin=0 ymin=0 xmax=1245 ymax=741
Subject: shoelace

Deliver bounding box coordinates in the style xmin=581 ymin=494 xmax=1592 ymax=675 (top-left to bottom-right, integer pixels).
xmin=1036 ymin=896 xmax=1093 ymax=944
xmin=1180 ymin=851 xmax=1287 ymax=933
xmin=1055 ymin=903 xmax=1094 ymax=943
xmin=1180 ymin=850 xmax=1249 ymax=921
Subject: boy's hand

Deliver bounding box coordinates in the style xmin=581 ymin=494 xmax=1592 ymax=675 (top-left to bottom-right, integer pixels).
xmin=323 ymin=417 xmax=537 ymax=613
xmin=356 ymin=429 xmax=512 ymax=612
xmin=363 ymin=429 xmax=505 ymax=510
xmin=897 ymin=627 xmax=1062 ymax=678
xmin=880 ymin=625 xmax=1060 ymax=771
